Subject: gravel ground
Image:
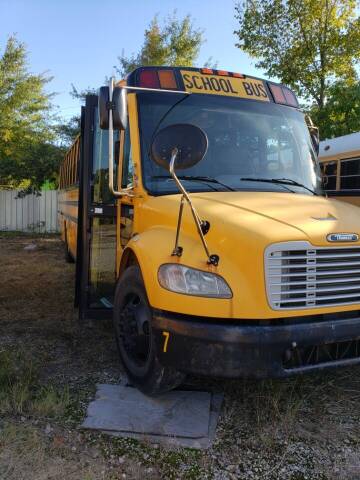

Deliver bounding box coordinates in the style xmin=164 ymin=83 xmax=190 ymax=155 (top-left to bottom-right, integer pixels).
xmin=0 ymin=234 xmax=360 ymax=479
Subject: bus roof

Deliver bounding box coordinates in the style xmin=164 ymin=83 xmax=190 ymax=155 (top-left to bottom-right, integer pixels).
xmin=124 ymin=66 xmax=299 ymax=108
xmin=319 ymin=131 xmax=360 ymax=161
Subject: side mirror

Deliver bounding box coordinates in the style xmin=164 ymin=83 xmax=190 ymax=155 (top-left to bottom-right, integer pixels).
xmin=151 ymin=124 xmax=208 ymax=170
xmin=98 ymin=86 xmax=127 ymax=130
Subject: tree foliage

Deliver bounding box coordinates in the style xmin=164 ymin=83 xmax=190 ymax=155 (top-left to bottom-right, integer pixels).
xmin=55 ymin=115 xmax=81 ymax=147
xmin=307 ymin=80 xmax=360 ymax=139
xmin=117 ymin=13 xmax=205 ymax=76
xmin=55 ymin=85 xmax=97 ymax=146
xmin=234 ymin=0 xmax=360 ymax=110
xmin=0 ymin=36 xmax=64 ymax=191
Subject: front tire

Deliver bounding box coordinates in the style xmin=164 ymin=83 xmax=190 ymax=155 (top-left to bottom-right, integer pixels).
xmin=113 ymin=266 xmax=185 ymax=396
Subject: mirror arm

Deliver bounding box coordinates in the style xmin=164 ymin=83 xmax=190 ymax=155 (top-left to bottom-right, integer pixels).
xmin=172 ymin=195 xmax=185 ymax=257
xmin=122 ymin=85 xmax=191 ymax=95
xmin=169 ymin=148 xmax=219 ymax=266
xmin=108 ymin=77 xmax=134 ymax=198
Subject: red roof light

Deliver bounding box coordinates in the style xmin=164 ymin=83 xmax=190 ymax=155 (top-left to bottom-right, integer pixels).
xmin=269 ymin=83 xmax=299 ymax=107
xmin=269 ymin=84 xmax=286 ymax=104
xmin=139 ymin=70 xmax=160 ymax=88
xmin=283 ymin=88 xmax=299 ymax=107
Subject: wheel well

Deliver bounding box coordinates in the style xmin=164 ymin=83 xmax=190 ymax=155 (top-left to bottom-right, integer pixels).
xmin=119 ymin=248 xmax=139 ymax=276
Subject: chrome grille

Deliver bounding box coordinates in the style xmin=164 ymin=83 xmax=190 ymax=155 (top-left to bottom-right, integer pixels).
xmin=265 ymin=241 xmax=360 ymax=310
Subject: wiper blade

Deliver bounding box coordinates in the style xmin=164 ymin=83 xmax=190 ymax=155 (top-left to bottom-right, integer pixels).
xmin=151 ymin=175 xmax=235 ymax=191
xmin=240 ymin=177 xmax=318 ymax=195
xmin=179 ymin=176 xmax=235 ymax=191
xmin=276 ymin=178 xmax=319 ymax=195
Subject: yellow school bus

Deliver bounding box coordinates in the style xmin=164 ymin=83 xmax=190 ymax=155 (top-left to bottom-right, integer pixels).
xmin=60 ymin=66 xmax=360 ymax=395
xmin=319 ymin=132 xmax=360 ymax=207
xmin=58 ymin=135 xmax=80 ymax=261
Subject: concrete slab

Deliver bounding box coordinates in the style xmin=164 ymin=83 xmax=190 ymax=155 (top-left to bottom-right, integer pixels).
xmin=82 ymin=384 xmax=223 ymax=449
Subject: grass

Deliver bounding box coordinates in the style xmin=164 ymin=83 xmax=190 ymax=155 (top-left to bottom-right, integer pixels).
xmin=0 ymin=348 xmax=70 ymax=418
xmin=1 ymin=234 xmax=360 ymax=479
xmin=0 ymin=230 xmax=59 ymax=239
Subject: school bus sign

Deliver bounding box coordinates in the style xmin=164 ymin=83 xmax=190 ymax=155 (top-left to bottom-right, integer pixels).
xmin=180 ymin=70 xmax=270 ymax=101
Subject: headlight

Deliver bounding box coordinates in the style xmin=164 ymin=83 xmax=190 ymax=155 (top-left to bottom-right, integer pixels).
xmin=158 ymin=264 xmax=232 ymax=298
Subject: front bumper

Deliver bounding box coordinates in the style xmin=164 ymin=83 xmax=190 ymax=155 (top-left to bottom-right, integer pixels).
xmin=152 ymin=310 xmax=360 ymax=378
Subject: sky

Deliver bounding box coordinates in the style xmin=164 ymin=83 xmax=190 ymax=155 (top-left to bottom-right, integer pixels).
xmin=0 ymin=0 xmax=266 ymax=121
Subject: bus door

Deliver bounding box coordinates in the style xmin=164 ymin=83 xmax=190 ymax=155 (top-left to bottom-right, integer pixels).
xmin=76 ymin=94 xmax=118 ymax=320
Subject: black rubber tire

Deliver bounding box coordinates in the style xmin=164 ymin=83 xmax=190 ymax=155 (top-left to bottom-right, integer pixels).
xmin=113 ymin=266 xmax=185 ymax=396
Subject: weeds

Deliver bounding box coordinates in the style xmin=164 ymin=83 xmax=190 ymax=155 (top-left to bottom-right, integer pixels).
xmin=0 ymin=348 xmax=70 ymax=418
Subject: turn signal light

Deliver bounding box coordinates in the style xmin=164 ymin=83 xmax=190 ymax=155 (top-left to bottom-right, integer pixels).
xmin=158 ymin=70 xmax=177 ymax=89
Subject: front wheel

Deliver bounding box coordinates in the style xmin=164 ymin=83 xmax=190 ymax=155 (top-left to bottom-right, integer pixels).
xmin=113 ymin=265 xmax=185 ymax=396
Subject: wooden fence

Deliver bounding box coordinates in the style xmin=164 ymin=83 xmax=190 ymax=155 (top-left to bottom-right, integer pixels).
xmin=0 ymin=189 xmax=59 ymax=233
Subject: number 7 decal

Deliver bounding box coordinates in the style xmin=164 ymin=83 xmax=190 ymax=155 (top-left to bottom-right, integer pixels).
xmin=162 ymin=331 xmax=170 ymax=352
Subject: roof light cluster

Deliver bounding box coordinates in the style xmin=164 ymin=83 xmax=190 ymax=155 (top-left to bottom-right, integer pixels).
xmin=135 ymin=67 xmax=299 ymax=108
xmin=139 ymin=69 xmax=178 ymax=89
xmin=268 ymin=83 xmax=298 ymax=107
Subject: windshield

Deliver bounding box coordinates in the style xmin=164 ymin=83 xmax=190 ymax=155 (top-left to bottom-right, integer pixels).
xmin=137 ymin=93 xmax=321 ymax=195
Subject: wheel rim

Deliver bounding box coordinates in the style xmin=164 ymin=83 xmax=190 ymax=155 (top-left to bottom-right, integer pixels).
xmin=117 ymin=293 xmax=151 ymax=369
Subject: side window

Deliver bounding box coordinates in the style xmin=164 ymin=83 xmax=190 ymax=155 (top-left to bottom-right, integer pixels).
xmin=340 ymin=158 xmax=360 ymax=190
xmin=121 ymin=126 xmax=134 ymax=188
xmin=321 ymin=161 xmax=337 ymax=191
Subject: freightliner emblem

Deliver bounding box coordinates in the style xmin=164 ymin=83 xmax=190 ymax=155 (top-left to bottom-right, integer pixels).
xmin=327 ymin=233 xmax=359 ymax=242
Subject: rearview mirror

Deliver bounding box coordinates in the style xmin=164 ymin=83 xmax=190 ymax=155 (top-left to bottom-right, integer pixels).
xmin=98 ymin=85 xmax=127 ymax=130
xmin=151 ymin=124 xmax=208 ymax=170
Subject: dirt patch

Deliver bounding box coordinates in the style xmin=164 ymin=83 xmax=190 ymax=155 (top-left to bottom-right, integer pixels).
xmin=1 ymin=234 xmax=360 ymax=479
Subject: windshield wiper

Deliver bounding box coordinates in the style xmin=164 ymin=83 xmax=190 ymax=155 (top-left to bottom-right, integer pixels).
xmin=240 ymin=177 xmax=318 ymax=195
xmin=152 ymin=175 xmax=235 ymax=191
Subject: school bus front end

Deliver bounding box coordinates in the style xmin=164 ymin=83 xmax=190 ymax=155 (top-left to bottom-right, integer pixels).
xmin=80 ymin=66 xmax=360 ymax=395
xmin=133 ymin=191 xmax=360 ymax=379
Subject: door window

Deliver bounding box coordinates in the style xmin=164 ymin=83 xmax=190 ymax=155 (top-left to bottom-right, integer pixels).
xmin=92 ymin=107 xmax=119 ymax=204
xmin=121 ymin=126 xmax=134 ymax=188
xmin=89 ymin=217 xmax=117 ymax=308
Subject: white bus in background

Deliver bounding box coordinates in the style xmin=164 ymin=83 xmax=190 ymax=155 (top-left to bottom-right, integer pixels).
xmin=319 ymin=131 xmax=360 ymax=207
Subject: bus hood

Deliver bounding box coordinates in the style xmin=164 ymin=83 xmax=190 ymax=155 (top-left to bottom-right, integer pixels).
xmin=191 ymin=191 xmax=360 ymax=246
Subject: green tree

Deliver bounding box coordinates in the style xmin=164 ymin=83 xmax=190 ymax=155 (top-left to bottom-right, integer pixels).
xmin=55 ymin=115 xmax=81 ymax=147
xmin=55 ymin=85 xmax=98 ymax=147
xmin=0 ymin=36 xmax=63 ymax=191
xmin=234 ymin=0 xmax=360 ymax=110
xmin=307 ymin=80 xmax=360 ymax=139
xmin=117 ymin=13 xmax=205 ymax=76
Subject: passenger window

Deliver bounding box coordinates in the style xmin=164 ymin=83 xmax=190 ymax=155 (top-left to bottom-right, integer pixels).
xmin=321 ymin=161 xmax=337 ymax=191
xmin=121 ymin=127 xmax=134 ymax=188
xmin=340 ymin=158 xmax=360 ymax=190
